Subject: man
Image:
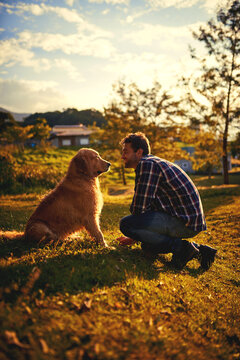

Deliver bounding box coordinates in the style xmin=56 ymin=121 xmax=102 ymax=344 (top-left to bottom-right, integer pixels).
xmin=117 ymin=132 xmax=217 ymax=270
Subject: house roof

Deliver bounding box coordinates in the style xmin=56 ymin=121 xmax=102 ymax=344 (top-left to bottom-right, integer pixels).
xmin=51 ymin=124 xmax=92 ymax=137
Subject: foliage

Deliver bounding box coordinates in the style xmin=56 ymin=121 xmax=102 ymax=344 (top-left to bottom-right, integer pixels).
xmin=29 ymin=118 xmax=51 ymax=141
xmin=0 ymin=124 xmax=33 ymax=149
xmin=0 ymin=151 xmax=16 ymax=189
xmin=95 ymin=81 xmax=187 ymax=184
xmin=0 ymin=116 xmax=52 ymax=151
xmin=180 ymin=129 xmax=222 ymax=178
xmin=182 ymin=0 xmax=240 ymax=184
xmin=0 ymin=111 xmax=16 ymax=132
xmin=24 ymin=108 xmax=107 ymax=128
xmin=0 ymin=147 xmax=75 ymax=193
xmin=230 ymin=131 xmax=240 ymax=158
xmin=0 ymin=184 xmax=240 ymax=359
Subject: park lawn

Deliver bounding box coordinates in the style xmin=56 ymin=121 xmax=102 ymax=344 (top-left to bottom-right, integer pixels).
xmin=0 ymin=184 xmax=239 ymax=360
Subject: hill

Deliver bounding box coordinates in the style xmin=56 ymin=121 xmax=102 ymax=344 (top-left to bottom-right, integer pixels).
xmin=23 ymin=108 xmax=107 ymax=128
xmin=0 ymin=107 xmax=30 ymax=122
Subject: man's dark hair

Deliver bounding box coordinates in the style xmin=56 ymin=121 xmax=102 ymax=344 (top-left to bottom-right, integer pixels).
xmin=120 ymin=132 xmax=150 ymax=155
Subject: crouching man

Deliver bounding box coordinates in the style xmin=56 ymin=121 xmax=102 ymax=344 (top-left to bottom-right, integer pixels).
xmin=117 ymin=132 xmax=217 ymax=270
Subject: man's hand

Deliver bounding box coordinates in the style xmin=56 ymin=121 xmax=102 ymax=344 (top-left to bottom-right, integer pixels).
xmin=116 ymin=236 xmax=136 ymax=246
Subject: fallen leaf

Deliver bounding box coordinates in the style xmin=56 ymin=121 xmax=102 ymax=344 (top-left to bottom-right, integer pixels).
xmin=120 ymin=288 xmax=132 ymax=297
xmin=78 ymin=298 xmax=92 ymax=313
xmin=160 ymin=310 xmax=172 ymax=317
xmin=94 ymin=343 xmax=100 ymax=355
xmin=25 ymin=306 xmax=32 ymax=315
xmin=39 ymin=338 xmax=49 ymax=354
xmin=115 ymin=302 xmax=122 ymax=309
xmin=157 ymin=325 xmax=164 ymax=333
xmin=5 ymin=330 xmax=30 ymax=349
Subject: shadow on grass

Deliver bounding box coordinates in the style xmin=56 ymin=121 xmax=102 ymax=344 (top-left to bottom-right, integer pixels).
xmin=0 ymin=238 xmax=205 ymax=304
xmin=199 ymin=186 xmax=240 ymax=214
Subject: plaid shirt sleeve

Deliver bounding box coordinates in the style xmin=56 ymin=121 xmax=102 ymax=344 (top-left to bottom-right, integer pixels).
xmin=130 ymin=160 xmax=161 ymax=214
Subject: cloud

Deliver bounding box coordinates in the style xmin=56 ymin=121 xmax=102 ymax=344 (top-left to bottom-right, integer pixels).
xmin=0 ymin=36 xmax=85 ymax=81
xmin=0 ymin=78 xmax=70 ymax=113
xmin=15 ymin=30 xmax=115 ymax=58
xmin=104 ymin=50 xmax=199 ymax=93
xmin=124 ymin=23 xmax=194 ymax=48
xmin=54 ymin=59 xmax=84 ymax=82
xmin=0 ymin=38 xmax=51 ymax=71
xmin=88 ymin=0 xmax=129 ymax=4
xmin=125 ymin=8 xmax=152 ymax=23
xmin=147 ymin=0 xmax=198 ymax=8
xmin=102 ymin=8 xmax=110 ymax=15
xmin=0 ymin=2 xmax=115 ymax=58
xmin=146 ymin=0 xmax=221 ymax=13
xmin=65 ymin=0 xmax=75 ymax=6
xmin=0 ymin=2 xmax=112 ymax=31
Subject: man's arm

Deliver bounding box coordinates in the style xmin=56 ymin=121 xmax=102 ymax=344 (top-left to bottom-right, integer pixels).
xmin=130 ymin=160 xmax=161 ymax=214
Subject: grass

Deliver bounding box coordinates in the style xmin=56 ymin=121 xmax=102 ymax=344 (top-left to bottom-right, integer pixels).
xmin=0 ymin=177 xmax=240 ymax=360
xmin=0 ymin=146 xmax=240 ymax=359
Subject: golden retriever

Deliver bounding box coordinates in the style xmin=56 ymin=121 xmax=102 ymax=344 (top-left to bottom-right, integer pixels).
xmin=1 ymin=148 xmax=110 ymax=247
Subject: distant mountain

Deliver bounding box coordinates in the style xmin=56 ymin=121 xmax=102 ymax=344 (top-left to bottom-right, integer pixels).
xmin=0 ymin=107 xmax=31 ymax=122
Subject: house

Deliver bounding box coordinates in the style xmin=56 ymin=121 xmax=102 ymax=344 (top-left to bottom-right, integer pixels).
xmin=174 ymin=146 xmax=195 ymax=174
xmin=50 ymin=124 xmax=93 ymax=147
xmin=174 ymin=145 xmax=232 ymax=174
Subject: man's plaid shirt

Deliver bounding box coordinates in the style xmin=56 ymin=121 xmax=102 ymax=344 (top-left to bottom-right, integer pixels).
xmin=130 ymin=155 xmax=206 ymax=232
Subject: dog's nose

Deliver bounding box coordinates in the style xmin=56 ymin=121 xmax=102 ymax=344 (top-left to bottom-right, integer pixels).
xmin=107 ymin=162 xmax=111 ymax=167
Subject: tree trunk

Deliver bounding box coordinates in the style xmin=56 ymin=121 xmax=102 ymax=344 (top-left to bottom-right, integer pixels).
xmin=222 ymin=136 xmax=229 ymax=185
xmin=121 ymin=164 xmax=127 ymax=185
xmin=222 ymin=34 xmax=236 ymax=185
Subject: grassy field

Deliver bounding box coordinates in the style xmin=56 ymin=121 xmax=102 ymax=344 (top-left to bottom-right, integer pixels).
xmin=0 ymin=149 xmax=240 ymax=359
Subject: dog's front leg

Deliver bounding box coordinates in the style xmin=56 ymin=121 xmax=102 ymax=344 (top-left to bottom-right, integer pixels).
xmin=85 ymin=220 xmax=108 ymax=247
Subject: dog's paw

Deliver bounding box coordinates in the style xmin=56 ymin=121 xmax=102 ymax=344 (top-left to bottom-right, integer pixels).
xmin=102 ymin=243 xmax=115 ymax=250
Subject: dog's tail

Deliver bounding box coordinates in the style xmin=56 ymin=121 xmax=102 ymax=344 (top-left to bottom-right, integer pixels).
xmin=0 ymin=230 xmax=25 ymax=241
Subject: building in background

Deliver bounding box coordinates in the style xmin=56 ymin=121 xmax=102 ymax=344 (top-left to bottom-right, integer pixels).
xmin=51 ymin=124 xmax=92 ymax=147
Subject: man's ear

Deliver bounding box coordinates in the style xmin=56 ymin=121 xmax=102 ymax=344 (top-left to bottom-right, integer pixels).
xmin=74 ymin=155 xmax=87 ymax=174
xmin=136 ymin=148 xmax=144 ymax=158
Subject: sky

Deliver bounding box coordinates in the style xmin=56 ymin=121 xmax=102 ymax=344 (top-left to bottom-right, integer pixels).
xmin=0 ymin=0 xmax=221 ymax=114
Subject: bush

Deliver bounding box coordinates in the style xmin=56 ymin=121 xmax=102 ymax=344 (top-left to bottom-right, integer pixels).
xmin=0 ymin=152 xmax=16 ymax=190
xmin=15 ymin=164 xmax=64 ymax=189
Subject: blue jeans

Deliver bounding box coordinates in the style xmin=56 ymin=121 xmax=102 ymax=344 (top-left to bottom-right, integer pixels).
xmin=120 ymin=211 xmax=200 ymax=254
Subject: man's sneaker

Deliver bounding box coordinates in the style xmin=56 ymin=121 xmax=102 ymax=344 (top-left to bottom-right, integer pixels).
xmin=170 ymin=240 xmax=200 ymax=270
xmin=199 ymin=245 xmax=217 ymax=270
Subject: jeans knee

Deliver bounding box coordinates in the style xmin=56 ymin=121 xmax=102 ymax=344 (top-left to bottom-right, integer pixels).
xmin=119 ymin=215 xmax=134 ymax=236
xmin=119 ymin=218 xmax=125 ymax=234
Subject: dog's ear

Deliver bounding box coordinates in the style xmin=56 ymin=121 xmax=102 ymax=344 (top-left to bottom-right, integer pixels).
xmin=74 ymin=155 xmax=88 ymax=174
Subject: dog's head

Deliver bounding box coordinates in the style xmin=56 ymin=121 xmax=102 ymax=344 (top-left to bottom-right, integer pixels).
xmin=72 ymin=148 xmax=111 ymax=178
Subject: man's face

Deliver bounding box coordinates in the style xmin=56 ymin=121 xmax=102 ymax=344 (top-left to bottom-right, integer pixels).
xmin=121 ymin=143 xmax=142 ymax=169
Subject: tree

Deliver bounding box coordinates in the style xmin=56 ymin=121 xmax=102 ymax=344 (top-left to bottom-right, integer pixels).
xmin=0 ymin=111 xmax=16 ymax=132
xmin=192 ymin=131 xmax=222 ymax=178
xmin=184 ymin=0 xmax=240 ymax=184
xmin=1 ymin=125 xmax=33 ymax=149
xmin=230 ymin=131 xmax=240 ymax=158
xmin=24 ymin=108 xmax=106 ymax=128
xmin=30 ymin=118 xmax=51 ymax=141
xmin=94 ymin=81 xmax=186 ymax=184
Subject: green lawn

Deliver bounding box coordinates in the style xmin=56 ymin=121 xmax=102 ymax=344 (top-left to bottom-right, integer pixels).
xmin=0 ymin=179 xmax=240 ymax=359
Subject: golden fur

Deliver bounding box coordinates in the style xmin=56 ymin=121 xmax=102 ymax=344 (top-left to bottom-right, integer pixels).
xmin=0 ymin=148 xmax=110 ymax=247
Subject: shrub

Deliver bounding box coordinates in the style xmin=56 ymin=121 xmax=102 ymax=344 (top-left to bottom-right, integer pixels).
xmin=0 ymin=151 xmax=16 ymax=190
xmin=15 ymin=164 xmax=64 ymax=189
